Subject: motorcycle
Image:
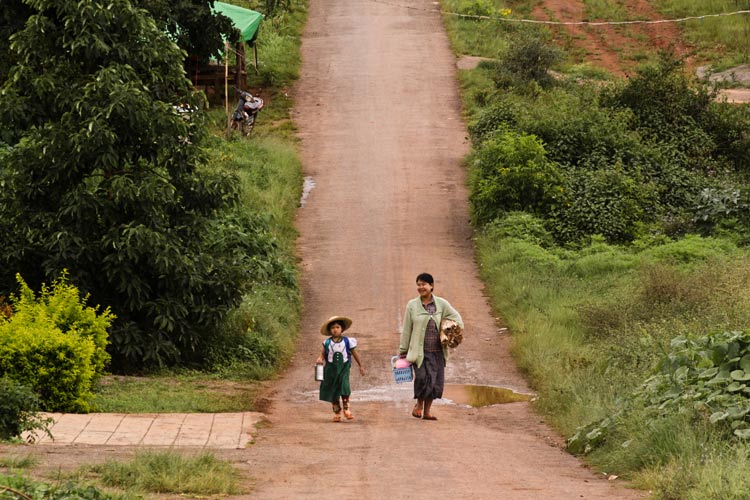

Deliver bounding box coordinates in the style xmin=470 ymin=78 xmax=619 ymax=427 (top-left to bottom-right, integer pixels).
xmin=229 ymin=88 xmax=264 ymax=135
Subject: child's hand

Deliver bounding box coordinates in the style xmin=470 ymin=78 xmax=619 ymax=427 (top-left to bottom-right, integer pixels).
xmin=359 ymin=365 xmax=365 ymax=376
xmin=315 ymin=356 xmax=323 ymax=365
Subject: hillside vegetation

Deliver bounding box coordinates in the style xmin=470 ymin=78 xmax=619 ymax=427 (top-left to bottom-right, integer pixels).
xmin=443 ymin=0 xmax=750 ymax=498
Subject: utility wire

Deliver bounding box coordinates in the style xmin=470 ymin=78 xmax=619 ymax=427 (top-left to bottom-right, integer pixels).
xmin=369 ymin=0 xmax=750 ymax=26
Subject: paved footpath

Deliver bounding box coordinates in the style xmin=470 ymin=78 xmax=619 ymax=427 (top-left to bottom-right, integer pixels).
xmin=24 ymin=412 xmax=265 ymax=449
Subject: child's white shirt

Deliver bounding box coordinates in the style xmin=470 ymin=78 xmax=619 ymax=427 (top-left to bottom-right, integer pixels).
xmin=324 ymin=336 xmax=357 ymax=363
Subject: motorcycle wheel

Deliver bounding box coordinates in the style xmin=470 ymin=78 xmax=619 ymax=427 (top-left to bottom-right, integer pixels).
xmin=243 ymin=118 xmax=255 ymax=136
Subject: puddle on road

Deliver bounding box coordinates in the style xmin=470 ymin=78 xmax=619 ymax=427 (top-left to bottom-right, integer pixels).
xmin=300 ymin=176 xmax=316 ymax=207
xmin=299 ymin=383 xmax=532 ymax=408
xmin=442 ymin=384 xmax=532 ymax=407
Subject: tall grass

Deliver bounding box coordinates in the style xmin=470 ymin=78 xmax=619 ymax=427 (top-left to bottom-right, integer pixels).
xmin=476 ymin=227 xmax=750 ymax=497
xmin=87 ymin=451 xmax=241 ymax=495
xmin=655 ymin=0 xmax=750 ymax=65
xmin=0 ymin=454 xmax=38 ymax=470
xmin=583 ymin=0 xmax=630 ymax=21
xmin=441 ymin=0 xmax=533 ymax=57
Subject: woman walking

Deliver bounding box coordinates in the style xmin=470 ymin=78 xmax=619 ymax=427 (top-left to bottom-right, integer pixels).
xmin=399 ymin=273 xmax=463 ymax=420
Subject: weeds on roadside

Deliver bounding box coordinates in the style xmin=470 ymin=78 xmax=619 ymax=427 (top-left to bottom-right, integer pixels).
xmin=0 ymin=454 xmax=38 ymax=470
xmin=84 ymin=451 xmax=241 ymax=496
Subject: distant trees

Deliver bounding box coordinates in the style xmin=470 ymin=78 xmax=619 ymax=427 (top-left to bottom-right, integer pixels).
xmin=0 ymin=0 xmax=276 ymax=371
xmin=134 ymin=0 xmax=238 ymax=62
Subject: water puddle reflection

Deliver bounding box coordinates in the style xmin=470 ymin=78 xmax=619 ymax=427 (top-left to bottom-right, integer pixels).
xmin=442 ymin=384 xmax=532 ymax=407
xmin=300 ymin=176 xmax=316 ymax=207
xmin=298 ymin=384 xmax=532 ymax=408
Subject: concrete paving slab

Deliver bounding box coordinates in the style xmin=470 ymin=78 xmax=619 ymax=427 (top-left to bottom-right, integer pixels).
xmin=207 ymin=413 xmax=244 ymax=448
xmin=108 ymin=415 xmax=153 ymax=445
xmin=174 ymin=413 xmax=213 ymax=447
xmin=23 ymin=412 xmax=265 ymax=449
xmin=141 ymin=413 xmax=186 ymax=446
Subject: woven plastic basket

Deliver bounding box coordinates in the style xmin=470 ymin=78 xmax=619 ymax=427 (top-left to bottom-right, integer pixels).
xmin=391 ymin=355 xmax=413 ymax=384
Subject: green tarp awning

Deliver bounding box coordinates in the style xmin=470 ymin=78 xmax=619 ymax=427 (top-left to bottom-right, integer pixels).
xmin=214 ymin=1 xmax=263 ymax=44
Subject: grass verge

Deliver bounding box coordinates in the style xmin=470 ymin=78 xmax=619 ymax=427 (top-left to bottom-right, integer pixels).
xmin=84 ymin=451 xmax=242 ymax=496
xmin=444 ymin=0 xmax=750 ymax=498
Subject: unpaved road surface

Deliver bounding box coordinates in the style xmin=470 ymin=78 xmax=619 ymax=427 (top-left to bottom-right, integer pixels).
xmin=0 ymin=2 xmax=647 ymax=498
xmin=240 ymin=1 xmax=644 ymax=498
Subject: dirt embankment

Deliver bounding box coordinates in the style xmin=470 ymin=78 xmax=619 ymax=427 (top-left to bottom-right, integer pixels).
xmin=533 ymin=0 xmax=692 ymax=76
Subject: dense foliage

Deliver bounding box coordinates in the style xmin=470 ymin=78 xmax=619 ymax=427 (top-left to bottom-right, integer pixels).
xmin=0 ymin=274 xmax=113 ymax=411
xmin=0 ymin=376 xmax=52 ymax=442
xmin=0 ymin=2 xmax=32 ymax=85
xmin=568 ymin=330 xmax=750 ymax=455
xmin=0 ymin=476 xmax=119 ymax=500
xmin=0 ymin=0 xmax=290 ymax=370
xmin=467 ymin=46 xmax=750 ymax=245
xmin=134 ymin=0 xmax=237 ymax=62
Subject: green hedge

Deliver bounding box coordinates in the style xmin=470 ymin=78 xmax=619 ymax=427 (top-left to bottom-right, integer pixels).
xmin=0 ymin=274 xmax=113 ymax=412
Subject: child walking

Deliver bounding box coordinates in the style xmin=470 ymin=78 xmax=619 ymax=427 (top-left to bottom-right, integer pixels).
xmin=316 ymin=315 xmax=365 ymax=422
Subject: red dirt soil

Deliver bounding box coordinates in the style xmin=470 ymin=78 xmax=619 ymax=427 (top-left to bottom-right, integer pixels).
xmin=533 ymin=0 xmax=693 ymax=76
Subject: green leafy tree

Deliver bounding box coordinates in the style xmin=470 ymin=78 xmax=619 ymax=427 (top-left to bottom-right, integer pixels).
xmin=601 ymin=52 xmax=750 ymax=172
xmin=134 ymin=0 xmax=237 ymax=62
xmin=0 ymin=1 xmax=33 ymax=85
xmin=469 ymin=128 xmax=565 ymax=226
xmin=0 ymin=0 xmax=273 ymax=371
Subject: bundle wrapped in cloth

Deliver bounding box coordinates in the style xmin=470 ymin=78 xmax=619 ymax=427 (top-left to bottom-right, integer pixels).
xmin=440 ymin=319 xmax=463 ymax=348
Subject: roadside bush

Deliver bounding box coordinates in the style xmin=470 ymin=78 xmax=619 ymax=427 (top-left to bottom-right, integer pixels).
xmin=482 ymin=237 xmax=562 ymax=272
xmin=0 ymin=376 xmax=52 ymax=442
xmin=10 ymin=273 xmax=112 ymax=380
xmin=550 ymin=165 xmax=654 ymax=244
xmin=467 ymin=94 xmax=522 ymax=144
xmin=565 ymin=238 xmax=638 ymax=278
xmin=482 ymin=212 xmax=555 ymax=248
xmin=469 ymin=128 xmax=565 ymax=225
xmin=492 ymin=30 xmax=564 ymax=88
xmin=0 ymin=274 xmax=113 ymax=412
xmin=455 ymin=0 xmax=497 ymax=18
xmin=601 ymin=52 xmax=750 ymax=172
xmin=641 ymin=234 xmax=738 ymax=266
xmin=693 ymin=186 xmax=750 ymax=233
xmin=602 ymin=53 xmax=712 ymax=137
xmin=517 ymin=88 xmax=643 ymax=169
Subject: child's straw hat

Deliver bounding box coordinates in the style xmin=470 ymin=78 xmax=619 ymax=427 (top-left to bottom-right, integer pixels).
xmin=320 ymin=316 xmax=353 ymax=335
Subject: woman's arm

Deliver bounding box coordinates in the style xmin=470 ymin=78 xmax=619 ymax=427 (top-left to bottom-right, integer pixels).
xmin=441 ymin=299 xmax=463 ymax=328
xmin=399 ymin=302 xmax=413 ymax=356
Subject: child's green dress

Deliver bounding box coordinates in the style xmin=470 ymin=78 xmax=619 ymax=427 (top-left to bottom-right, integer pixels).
xmin=319 ymin=336 xmax=357 ymax=403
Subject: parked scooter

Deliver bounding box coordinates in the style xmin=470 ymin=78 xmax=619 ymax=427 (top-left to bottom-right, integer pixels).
xmin=229 ymin=88 xmax=264 ymax=135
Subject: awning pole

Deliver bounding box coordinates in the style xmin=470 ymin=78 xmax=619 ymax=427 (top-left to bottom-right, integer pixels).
xmin=225 ymin=41 xmax=230 ymax=114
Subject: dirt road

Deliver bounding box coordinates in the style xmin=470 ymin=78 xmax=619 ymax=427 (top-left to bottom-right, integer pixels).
xmin=240 ymin=1 xmax=644 ymax=498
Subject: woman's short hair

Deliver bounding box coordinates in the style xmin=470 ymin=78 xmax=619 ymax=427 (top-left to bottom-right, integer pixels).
xmin=416 ymin=273 xmax=434 ymax=286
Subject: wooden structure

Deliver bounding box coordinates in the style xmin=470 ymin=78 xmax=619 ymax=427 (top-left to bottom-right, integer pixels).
xmin=186 ymin=43 xmax=249 ymax=99
xmin=186 ymin=2 xmax=263 ymax=102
